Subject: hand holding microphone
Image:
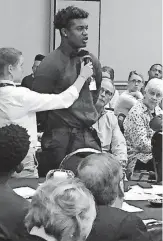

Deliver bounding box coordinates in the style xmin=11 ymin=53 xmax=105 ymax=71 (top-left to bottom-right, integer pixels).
xmin=79 ymin=61 xmax=93 ymax=80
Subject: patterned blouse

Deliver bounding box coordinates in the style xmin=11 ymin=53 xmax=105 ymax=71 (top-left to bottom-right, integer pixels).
xmin=123 ymin=100 xmax=162 ymax=173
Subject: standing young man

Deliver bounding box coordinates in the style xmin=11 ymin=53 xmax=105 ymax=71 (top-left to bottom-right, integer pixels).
xmin=33 ymin=6 xmax=102 ymax=168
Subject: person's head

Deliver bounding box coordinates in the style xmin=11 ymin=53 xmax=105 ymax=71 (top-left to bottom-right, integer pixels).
xmin=144 ymin=78 xmax=163 ymax=110
xmin=0 ymin=124 xmax=30 ymax=176
xmin=32 ymin=54 xmax=45 ymax=76
xmin=127 ymin=71 xmax=144 ymax=92
xmin=77 ymin=153 xmax=124 ymax=207
xmin=25 ymin=178 xmax=96 ymax=241
xmin=0 ymin=47 xmax=24 ymax=82
xmin=102 ymin=66 xmax=114 ymax=81
xmin=148 ymin=64 xmax=162 ymax=80
xmin=54 ymin=6 xmax=89 ymax=49
xmin=96 ymin=74 xmax=115 ymax=110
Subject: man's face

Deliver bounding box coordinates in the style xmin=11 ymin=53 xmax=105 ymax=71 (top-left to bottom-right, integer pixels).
xmin=66 ymin=19 xmax=88 ymax=49
xmin=96 ymin=78 xmax=115 ymax=108
xmin=32 ymin=60 xmax=41 ymax=75
xmin=148 ymin=65 xmax=162 ymax=80
xmin=128 ymin=74 xmax=143 ymax=92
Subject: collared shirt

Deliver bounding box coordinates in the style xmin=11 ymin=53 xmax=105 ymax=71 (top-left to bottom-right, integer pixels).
xmin=114 ymin=90 xmax=143 ymax=116
xmin=0 ymin=80 xmax=78 ymax=147
xmin=30 ymin=226 xmax=56 ymax=241
xmin=32 ymin=46 xmax=102 ymax=129
xmin=123 ymin=100 xmax=163 ymax=163
xmin=93 ymin=110 xmax=128 ymax=168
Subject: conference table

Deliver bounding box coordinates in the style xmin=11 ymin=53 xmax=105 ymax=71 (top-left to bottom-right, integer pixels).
xmin=8 ymin=178 xmax=162 ymax=221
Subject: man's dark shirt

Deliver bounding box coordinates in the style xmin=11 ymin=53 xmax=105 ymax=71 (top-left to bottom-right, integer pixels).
xmin=32 ymin=47 xmax=102 ymax=129
xmin=21 ymin=74 xmax=34 ymax=90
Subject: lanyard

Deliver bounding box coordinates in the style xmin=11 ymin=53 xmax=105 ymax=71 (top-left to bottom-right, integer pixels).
xmin=0 ymin=83 xmax=14 ymax=87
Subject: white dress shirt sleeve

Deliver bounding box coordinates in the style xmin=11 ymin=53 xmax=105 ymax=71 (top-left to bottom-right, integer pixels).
xmin=21 ymin=85 xmax=79 ymax=112
xmin=110 ymin=113 xmax=128 ymax=161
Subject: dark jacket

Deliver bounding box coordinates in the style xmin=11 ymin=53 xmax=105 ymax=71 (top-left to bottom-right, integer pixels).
xmin=21 ymin=74 xmax=34 ymax=90
xmin=87 ymin=205 xmax=151 ymax=241
xmin=32 ymin=47 xmax=102 ymax=129
xmin=0 ymin=185 xmax=30 ymax=241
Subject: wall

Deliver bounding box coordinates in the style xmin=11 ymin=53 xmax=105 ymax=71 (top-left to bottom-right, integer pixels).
xmin=0 ymin=0 xmax=51 ymax=81
xmin=54 ymin=0 xmax=100 ymax=58
xmin=100 ymin=0 xmax=162 ymax=82
xmin=0 ymin=0 xmax=162 ymax=83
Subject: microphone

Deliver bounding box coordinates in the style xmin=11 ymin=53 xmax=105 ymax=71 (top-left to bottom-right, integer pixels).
xmin=77 ymin=50 xmax=92 ymax=65
xmin=77 ymin=50 xmax=96 ymax=90
xmin=83 ymin=55 xmax=92 ymax=65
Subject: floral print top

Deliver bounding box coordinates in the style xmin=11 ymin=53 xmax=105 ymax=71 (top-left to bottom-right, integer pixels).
xmin=124 ymin=100 xmax=162 ymax=164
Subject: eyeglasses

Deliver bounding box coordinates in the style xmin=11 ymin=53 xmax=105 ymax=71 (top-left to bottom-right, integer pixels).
xmin=46 ymin=169 xmax=75 ymax=181
xmin=129 ymin=79 xmax=142 ymax=84
xmin=100 ymin=87 xmax=114 ymax=97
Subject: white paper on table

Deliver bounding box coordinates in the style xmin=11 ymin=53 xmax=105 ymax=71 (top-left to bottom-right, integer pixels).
xmin=143 ymin=185 xmax=163 ymax=195
xmin=122 ymin=202 xmax=143 ymax=212
xmin=13 ymin=187 xmax=36 ymax=199
xmin=143 ymin=219 xmax=157 ymax=225
xmin=124 ymin=185 xmax=162 ymax=201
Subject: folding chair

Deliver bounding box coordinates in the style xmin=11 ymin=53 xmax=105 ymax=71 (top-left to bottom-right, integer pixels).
xmin=59 ymin=148 xmax=101 ymax=175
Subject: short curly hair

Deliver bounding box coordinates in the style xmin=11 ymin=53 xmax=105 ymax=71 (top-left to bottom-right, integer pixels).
xmin=54 ymin=6 xmax=89 ymax=30
xmin=0 ymin=124 xmax=30 ymax=173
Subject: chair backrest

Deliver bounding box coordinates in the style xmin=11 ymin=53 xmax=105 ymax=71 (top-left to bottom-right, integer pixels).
xmin=59 ymin=148 xmax=101 ymax=175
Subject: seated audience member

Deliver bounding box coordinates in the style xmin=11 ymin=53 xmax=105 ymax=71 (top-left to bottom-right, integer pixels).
xmin=114 ymin=71 xmax=144 ymax=117
xmin=0 ymin=47 xmax=93 ymax=178
xmin=0 ymin=124 xmax=32 ymax=240
xmin=141 ymin=64 xmax=162 ymax=100
xmin=25 ymin=178 xmax=96 ymax=241
xmin=94 ymin=76 xmax=127 ymax=171
xmin=145 ymin=64 xmax=162 ymax=86
xmin=77 ymin=153 xmax=150 ymax=241
xmin=150 ymin=114 xmax=162 ymax=183
xmin=123 ymin=78 xmax=163 ymax=179
xmin=21 ymin=54 xmax=45 ymax=89
xmin=102 ymin=66 xmax=119 ymax=109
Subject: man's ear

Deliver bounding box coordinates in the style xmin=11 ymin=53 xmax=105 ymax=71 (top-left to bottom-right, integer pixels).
xmin=8 ymin=64 xmax=13 ymax=75
xmin=61 ymin=28 xmax=68 ymax=37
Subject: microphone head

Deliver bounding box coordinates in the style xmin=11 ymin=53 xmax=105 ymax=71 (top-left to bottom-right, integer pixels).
xmin=83 ymin=55 xmax=92 ymax=65
xmin=77 ymin=50 xmax=92 ymax=65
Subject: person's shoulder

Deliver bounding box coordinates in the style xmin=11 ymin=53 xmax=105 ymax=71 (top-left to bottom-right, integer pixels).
xmin=15 ymin=86 xmax=31 ymax=93
xmin=128 ymin=99 xmax=142 ymax=114
xmin=89 ymin=53 xmax=100 ymax=64
xmin=22 ymin=74 xmax=33 ymax=81
xmin=35 ymin=49 xmax=62 ymax=74
xmin=97 ymin=205 xmax=130 ymax=224
xmin=105 ymin=109 xmax=116 ymax=122
xmin=88 ymin=206 xmax=149 ymax=241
